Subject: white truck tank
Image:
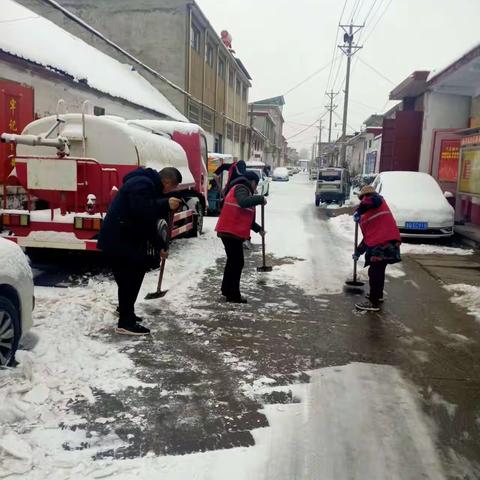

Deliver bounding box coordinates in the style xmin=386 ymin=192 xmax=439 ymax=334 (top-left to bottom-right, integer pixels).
xmin=16 ymin=113 xmax=195 ymax=188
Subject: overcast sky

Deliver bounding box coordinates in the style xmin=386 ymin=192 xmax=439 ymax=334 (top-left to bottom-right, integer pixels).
xmin=196 ymin=0 xmax=480 ymax=154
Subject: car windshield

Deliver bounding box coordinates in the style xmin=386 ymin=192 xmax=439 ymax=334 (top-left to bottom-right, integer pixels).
xmin=319 ymin=171 xmax=341 ymax=181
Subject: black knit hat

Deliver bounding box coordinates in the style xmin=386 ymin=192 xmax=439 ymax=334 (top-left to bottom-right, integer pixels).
xmin=244 ymin=170 xmax=260 ymax=184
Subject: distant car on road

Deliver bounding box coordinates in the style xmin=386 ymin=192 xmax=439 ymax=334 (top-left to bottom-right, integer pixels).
xmin=372 ymin=171 xmax=455 ymax=238
xmin=0 ymin=237 xmax=34 ymax=366
xmin=272 ymin=167 xmax=290 ymax=182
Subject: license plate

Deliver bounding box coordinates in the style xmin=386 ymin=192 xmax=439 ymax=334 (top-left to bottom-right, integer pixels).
xmin=405 ymin=221 xmax=428 ymax=230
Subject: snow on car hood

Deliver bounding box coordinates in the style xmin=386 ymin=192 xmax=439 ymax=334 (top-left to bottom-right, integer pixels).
xmin=379 ymin=172 xmax=454 ymax=226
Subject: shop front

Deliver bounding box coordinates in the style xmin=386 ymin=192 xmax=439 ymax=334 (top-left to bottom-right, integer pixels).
xmin=457 ymin=133 xmax=480 ymax=225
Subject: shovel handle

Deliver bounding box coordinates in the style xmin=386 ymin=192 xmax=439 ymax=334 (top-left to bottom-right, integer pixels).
xmin=261 ymin=203 xmax=267 ymax=267
xmin=353 ymin=221 xmax=359 ymax=282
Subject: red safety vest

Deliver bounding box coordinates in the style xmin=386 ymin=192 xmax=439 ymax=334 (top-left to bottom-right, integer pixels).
xmin=359 ymin=199 xmax=401 ymax=247
xmin=215 ymin=184 xmax=255 ymax=240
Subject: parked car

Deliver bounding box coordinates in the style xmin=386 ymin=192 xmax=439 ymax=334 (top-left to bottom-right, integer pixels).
xmin=272 ymin=167 xmax=290 ymax=181
xmin=246 ymin=165 xmax=270 ymax=196
xmin=0 ymin=237 xmax=34 ymax=366
xmin=309 ymin=168 xmax=318 ymax=180
xmin=371 ymin=171 xmax=455 ymax=238
xmin=315 ymin=167 xmax=351 ymax=206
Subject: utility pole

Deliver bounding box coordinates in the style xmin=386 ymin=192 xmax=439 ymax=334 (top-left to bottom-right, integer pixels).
xmin=317 ymin=119 xmax=323 ymax=168
xmin=247 ymin=103 xmax=254 ymax=160
xmin=325 ymin=90 xmax=338 ymax=144
xmin=338 ymin=23 xmax=363 ymax=166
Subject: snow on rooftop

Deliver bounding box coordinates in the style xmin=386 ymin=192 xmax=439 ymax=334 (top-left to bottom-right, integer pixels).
xmin=427 ymin=41 xmax=480 ymax=83
xmin=0 ymin=0 xmax=187 ymax=122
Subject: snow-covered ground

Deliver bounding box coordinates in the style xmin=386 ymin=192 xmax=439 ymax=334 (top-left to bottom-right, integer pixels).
xmin=0 ymin=173 xmax=476 ymax=478
xmin=0 ymin=362 xmax=448 ymax=480
xmin=0 ymin=219 xmax=223 ymax=479
xmin=444 ymin=284 xmax=480 ymax=322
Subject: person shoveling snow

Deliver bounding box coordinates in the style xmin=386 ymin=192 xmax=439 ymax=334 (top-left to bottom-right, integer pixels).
xmin=352 ymin=186 xmax=402 ymax=312
xmin=97 ymin=167 xmax=182 ymax=335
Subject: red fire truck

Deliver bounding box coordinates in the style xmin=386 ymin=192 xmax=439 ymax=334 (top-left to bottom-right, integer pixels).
xmin=0 ymin=113 xmax=209 ymax=252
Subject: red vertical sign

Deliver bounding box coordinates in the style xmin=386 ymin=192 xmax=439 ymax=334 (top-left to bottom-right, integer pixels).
xmin=438 ymin=139 xmax=460 ymax=182
xmin=0 ymin=80 xmax=34 ymax=183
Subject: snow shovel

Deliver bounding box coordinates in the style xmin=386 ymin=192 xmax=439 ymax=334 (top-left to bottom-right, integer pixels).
xmin=257 ymin=203 xmax=272 ymax=272
xmin=145 ymin=213 xmax=174 ymax=300
xmin=345 ymin=221 xmax=365 ymax=288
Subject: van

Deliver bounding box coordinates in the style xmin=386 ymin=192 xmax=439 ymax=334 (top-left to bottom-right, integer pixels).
xmin=315 ymin=168 xmax=350 ymax=206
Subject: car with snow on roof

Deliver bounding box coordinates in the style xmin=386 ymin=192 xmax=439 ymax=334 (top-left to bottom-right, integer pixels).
xmin=0 ymin=236 xmax=34 ymax=366
xmin=371 ymin=171 xmax=454 ymax=238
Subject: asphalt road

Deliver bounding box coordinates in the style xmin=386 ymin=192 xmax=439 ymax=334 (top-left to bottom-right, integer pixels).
xmin=31 ymin=175 xmax=480 ymax=478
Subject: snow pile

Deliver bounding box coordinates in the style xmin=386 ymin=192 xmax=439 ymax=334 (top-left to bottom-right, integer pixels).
xmin=444 ymin=284 xmax=480 ymax=322
xmin=0 ymin=1 xmax=187 ymax=122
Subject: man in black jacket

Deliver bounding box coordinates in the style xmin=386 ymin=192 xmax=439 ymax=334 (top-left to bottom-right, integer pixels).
xmin=98 ymin=167 xmax=182 ymax=335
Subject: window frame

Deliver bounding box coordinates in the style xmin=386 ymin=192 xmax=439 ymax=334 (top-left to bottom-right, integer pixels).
xmin=191 ymin=23 xmax=201 ymax=53
xmin=205 ymin=42 xmax=214 ymax=68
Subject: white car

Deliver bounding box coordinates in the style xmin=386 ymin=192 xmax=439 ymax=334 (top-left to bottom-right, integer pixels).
xmin=0 ymin=237 xmax=34 ymax=366
xmin=372 ymin=171 xmax=454 ymax=238
xmin=272 ymin=167 xmax=289 ymax=182
xmin=246 ymin=167 xmax=270 ymax=196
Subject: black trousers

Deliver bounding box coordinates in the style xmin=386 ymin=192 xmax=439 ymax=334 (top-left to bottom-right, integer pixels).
xmin=110 ymin=256 xmax=147 ymax=325
xmin=221 ymin=237 xmax=245 ymax=299
xmin=368 ymin=260 xmax=387 ymax=304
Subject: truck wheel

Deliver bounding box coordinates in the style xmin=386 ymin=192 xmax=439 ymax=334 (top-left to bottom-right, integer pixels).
xmin=0 ymin=296 xmax=21 ymax=367
xmin=191 ymin=205 xmax=204 ymax=237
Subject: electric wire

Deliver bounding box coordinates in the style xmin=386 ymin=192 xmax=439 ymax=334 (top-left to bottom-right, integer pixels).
xmin=325 ymin=0 xmax=349 ymax=93
xmin=286 ymin=111 xmax=328 ymax=140
xmin=356 ymin=57 xmax=395 ymax=84
xmin=282 ymin=60 xmax=334 ymax=96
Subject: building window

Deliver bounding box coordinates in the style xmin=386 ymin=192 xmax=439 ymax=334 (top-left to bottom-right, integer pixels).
xmin=369 ymin=139 xmax=372 ymax=148
xmin=205 ymin=42 xmax=214 ymax=68
xmin=226 ymin=123 xmax=233 ymax=140
xmin=202 ymin=110 xmax=213 ymax=132
xmin=218 ymin=58 xmax=225 ymax=80
xmin=191 ymin=24 xmax=201 ymax=52
xmin=242 ymin=84 xmax=247 ymax=101
xmin=229 ymin=69 xmax=234 ymax=88
xmin=236 ymin=79 xmax=241 ymax=96
xmin=234 ymin=125 xmax=240 ymax=142
xmin=93 ymin=106 xmax=105 ymax=116
xmin=189 ymin=101 xmax=201 ymax=124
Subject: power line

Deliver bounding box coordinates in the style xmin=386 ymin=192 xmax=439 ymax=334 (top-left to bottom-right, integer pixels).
xmin=326 ymin=0 xmax=349 ymax=93
xmin=282 ymin=60 xmax=333 ymax=96
xmin=286 ymin=111 xmax=328 ymax=140
xmin=357 ymin=57 xmax=395 ymax=84
xmin=350 ymin=0 xmax=364 ymax=21
xmin=362 ymin=0 xmax=381 ymax=24
xmin=334 ymin=110 xmax=356 ymax=133
xmin=363 ymin=0 xmax=394 ymax=43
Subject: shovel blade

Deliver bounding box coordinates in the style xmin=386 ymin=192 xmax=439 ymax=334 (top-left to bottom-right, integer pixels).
xmin=257 ymin=266 xmax=273 ymax=272
xmin=144 ymin=290 xmax=168 ymax=300
xmin=345 ymin=280 xmax=365 ymax=287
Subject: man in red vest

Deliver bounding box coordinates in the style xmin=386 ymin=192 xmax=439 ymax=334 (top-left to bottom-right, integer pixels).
xmin=353 ymin=185 xmax=401 ymax=312
xmin=216 ymin=170 xmax=266 ymax=303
